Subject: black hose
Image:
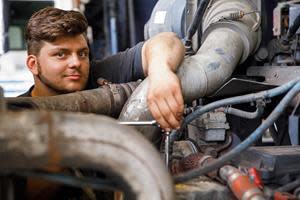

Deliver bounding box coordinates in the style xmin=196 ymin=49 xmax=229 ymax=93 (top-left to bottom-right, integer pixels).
xmin=277 ymin=178 xmax=300 ymax=192
xmin=184 ymin=0 xmax=210 ymax=54
xmin=288 ymin=13 xmax=300 ymax=39
xmin=174 ymin=81 xmax=300 ymax=183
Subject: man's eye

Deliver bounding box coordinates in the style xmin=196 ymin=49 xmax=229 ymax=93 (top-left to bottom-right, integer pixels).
xmin=56 ymin=52 xmax=65 ymax=58
xmin=79 ymin=51 xmax=88 ymax=58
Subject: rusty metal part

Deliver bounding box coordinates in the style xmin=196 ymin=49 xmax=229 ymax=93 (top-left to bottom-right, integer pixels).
xmin=215 ymin=133 xmax=233 ymax=154
xmin=219 ymin=165 xmax=265 ymax=200
xmin=6 ymin=81 xmax=140 ymax=117
xmin=171 ymin=153 xmax=217 ymax=179
xmin=0 ymin=110 xmax=174 ymax=200
xmin=175 ymin=177 xmax=233 ymax=200
xmin=273 ymin=192 xmax=297 ymax=200
xmin=264 ymin=187 xmax=298 ymax=200
xmin=248 ymin=168 xmax=264 ymax=189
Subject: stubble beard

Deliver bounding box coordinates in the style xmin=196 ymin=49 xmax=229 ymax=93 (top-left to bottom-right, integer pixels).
xmin=36 ymin=62 xmax=83 ymax=94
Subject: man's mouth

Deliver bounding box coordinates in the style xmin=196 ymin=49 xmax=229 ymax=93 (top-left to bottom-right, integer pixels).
xmin=65 ymin=74 xmax=81 ymax=81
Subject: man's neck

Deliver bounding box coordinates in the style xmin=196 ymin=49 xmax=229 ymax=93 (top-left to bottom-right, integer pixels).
xmin=31 ymin=86 xmax=59 ymax=97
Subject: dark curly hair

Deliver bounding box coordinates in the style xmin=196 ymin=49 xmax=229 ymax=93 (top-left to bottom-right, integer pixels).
xmin=25 ymin=7 xmax=88 ymax=55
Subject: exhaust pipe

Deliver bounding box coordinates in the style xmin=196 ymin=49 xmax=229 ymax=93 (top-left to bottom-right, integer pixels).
xmin=119 ymin=0 xmax=261 ymax=139
xmin=0 ymin=110 xmax=174 ymax=200
xmin=6 ymin=81 xmax=140 ymax=117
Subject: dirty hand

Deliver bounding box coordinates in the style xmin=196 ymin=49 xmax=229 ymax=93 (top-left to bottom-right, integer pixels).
xmin=147 ymin=69 xmax=184 ymax=131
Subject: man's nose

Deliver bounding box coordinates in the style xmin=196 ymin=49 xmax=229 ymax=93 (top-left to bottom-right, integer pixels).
xmin=68 ymin=54 xmax=81 ymax=68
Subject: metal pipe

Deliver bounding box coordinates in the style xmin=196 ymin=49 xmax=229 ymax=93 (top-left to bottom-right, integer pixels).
xmin=128 ymin=0 xmax=136 ymax=46
xmin=119 ymin=0 xmax=261 ymax=138
xmin=219 ymin=165 xmax=266 ymax=200
xmin=222 ymin=105 xmax=264 ymax=119
xmin=179 ymin=27 xmax=244 ymax=101
xmin=0 ymin=110 xmax=174 ymax=200
xmin=108 ymin=0 xmax=118 ymax=54
xmin=6 ymin=82 xmax=139 ymax=117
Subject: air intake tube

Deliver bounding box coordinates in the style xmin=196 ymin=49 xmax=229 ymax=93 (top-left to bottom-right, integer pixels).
xmin=119 ymin=0 xmax=261 ymax=139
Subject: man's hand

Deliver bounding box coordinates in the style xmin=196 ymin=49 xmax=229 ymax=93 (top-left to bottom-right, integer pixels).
xmin=147 ymin=68 xmax=184 ymax=130
xmin=142 ymin=32 xmax=185 ymax=130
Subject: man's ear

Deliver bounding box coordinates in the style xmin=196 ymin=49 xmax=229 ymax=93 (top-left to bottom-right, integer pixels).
xmin=26 ymin=55 xmax=39 ymax=75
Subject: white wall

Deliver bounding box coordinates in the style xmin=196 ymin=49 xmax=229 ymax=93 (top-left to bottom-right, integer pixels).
xmin=54 ymin=0 xmax=74 ymax=10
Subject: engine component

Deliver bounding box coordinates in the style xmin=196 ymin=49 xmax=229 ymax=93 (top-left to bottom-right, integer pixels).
xmin=289 ymin=99 xmax=300 ymax=145
xmin=175 ymin=177 xmax=233 ymax=200
xmin=188 ymin=111 xmax=229 ymax=142
xmin=6 ymin=81 xmax=140 ymax=117
xmin=171 ymin=153 xmax=217 ymax=178
xmin=171 ymin=141 xmax=233 ymax=200
xmin=270 ymin=1 xmax=300 ymax=65
xmin=248 ymin=168 xmax=264 ymax=189
xmin=174 ymin=79 xmax=300 ymax=183
xmin=234 ymin=146 xmax=300 ymax=182
xmin=118 ymin=120 xmax=158 ymax=126
xmin=219 ymin=165 xmax=265 ymax=200
xmin=144 ymin=0 xmax=186 ymax=39
xmin=0 ymin=110 xmax=174 ymax=200
xmin=119 ymin=0 xmax=262 ymax=140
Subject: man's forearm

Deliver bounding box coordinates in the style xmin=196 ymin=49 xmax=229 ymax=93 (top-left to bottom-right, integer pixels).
xmin=142 ymin=32 xmax=185 ymax=75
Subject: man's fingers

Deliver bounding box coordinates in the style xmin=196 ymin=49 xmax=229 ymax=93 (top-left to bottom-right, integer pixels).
xmin=157 ymin=98 xmax=181 ymax=130
xmin=148 ymin=99 xmax=170 ymax=130
xmin=166 ymin=94 xmax=183 ymax=121
xmin=173 ymin=89 xmax=184 ymax=118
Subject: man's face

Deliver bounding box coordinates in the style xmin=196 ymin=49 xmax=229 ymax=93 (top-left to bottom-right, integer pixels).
xmin=35 ymin=34 xmax=90 ymax=94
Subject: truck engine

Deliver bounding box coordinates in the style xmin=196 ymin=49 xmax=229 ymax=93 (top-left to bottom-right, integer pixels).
xmin=1 ymin=0 xmax=300 ymax=199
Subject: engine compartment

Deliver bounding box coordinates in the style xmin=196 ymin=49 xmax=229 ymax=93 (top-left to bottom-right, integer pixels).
xmin=2 ymin=0 xmax=300 ymax=199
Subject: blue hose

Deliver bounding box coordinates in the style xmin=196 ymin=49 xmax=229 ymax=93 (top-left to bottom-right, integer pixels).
xmin=182 ymin=78 xmax=300 ymax=129
xmin=174 ymin=80 xmax=300 ymax=183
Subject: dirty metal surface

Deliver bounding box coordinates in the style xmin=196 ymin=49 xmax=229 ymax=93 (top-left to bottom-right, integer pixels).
xmin=5 ymin=82 xmax=140 ymax=117
xmin=234 ymin=146 xmax=300 ymax=182
xmin=210 ymin=78 xmax=274 ymax=98
xmin=175 ymin=177 xmax=233 ymax=200
xmin=247 ymin=66 xmax=300 ymax=86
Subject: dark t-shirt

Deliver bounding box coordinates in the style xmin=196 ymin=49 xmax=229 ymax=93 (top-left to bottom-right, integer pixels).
xmin=20 ymin=42 xmax=145 ymax=97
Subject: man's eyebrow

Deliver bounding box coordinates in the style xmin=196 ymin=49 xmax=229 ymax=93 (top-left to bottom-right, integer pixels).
xmin=49 ymin=47 xmax=69 ymax=52
xmin=49 ymin=47 xmax=89 ymax=52
xmin=78 ymin=47 xmax=89 ymax=51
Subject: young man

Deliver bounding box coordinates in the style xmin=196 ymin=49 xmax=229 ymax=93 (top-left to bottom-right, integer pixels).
xmin=21 ymin=7 xmax=185 ymax=131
